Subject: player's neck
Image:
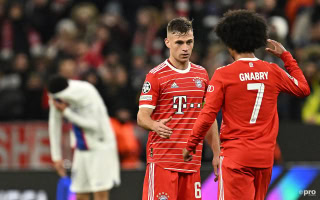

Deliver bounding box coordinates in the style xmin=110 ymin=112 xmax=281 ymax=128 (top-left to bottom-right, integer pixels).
xmin=228 ymin=48 xmax=256 ymax=61
xmin=168 ymin=57 xmax=189 ymax=70
xmin=233 ymin=53 xmax=256 ymax=61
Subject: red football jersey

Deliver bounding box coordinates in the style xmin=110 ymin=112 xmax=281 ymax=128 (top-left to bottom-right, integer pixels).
xmin=139 ymin=59 xmax=209 ymax=173
xmin=186 ymin=52 xmax=310 ymax=168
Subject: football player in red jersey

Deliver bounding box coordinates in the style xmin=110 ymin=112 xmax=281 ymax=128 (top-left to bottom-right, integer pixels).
xmin=137 ymin=17 xmax=220 ymax=200
xmin=183 ymin=10 xmax=310 ymax=200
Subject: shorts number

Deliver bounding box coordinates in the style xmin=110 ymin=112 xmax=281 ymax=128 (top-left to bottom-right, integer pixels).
xmin=247 ymin=83 xmax=265 ymax=124
xmin=195 ymin=182 xmax=201 ymax=198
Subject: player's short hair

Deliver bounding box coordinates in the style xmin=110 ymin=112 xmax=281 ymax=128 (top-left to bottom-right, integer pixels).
xmin=215 ymin=10 xmax=267 ymax=53
xmin=47 ymin=75 xmax=69 ymax=94
xmin=167 ymin=17 xmax=193 ymax=35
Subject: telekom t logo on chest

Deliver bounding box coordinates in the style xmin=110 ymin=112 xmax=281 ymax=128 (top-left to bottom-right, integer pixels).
xmin=173 ymin=96 xmax=187 ymax=114
xmin=173 ymin=96 xmax=202 ymax=114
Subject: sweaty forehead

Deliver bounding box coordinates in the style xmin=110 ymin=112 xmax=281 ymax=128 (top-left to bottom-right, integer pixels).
xmin=168 ymin=31 xmax=194 ymax=40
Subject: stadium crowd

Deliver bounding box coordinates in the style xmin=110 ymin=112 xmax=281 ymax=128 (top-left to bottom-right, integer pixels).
xmin=0 ymin=0 xmax=319 ymax=167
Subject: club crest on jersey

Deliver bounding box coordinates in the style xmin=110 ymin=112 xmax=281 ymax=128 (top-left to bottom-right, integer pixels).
xmin=157 ymin=192 xmax=169 ymax=200
xmin=194 ymin=78 xmax=202 ymax=88
xmin=142 ymin=81 xmax=151 ymax=93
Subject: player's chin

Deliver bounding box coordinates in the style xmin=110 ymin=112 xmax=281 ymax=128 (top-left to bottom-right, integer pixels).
xmin=179 ymin=55 xmax=190 ymax=61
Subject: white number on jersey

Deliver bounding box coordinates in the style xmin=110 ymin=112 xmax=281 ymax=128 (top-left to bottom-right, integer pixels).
xmin=247 ymin=83 xmax=265 ymax=124
xmin=195 ymin=182 xmax=201 ymax=198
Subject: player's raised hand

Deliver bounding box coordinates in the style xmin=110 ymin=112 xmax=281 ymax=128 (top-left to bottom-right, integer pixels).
xmin=153 ymin=116 xmax=173 ymax=139
xmin=212 ymin=155 xmax=220 ymax=182
xmin=183 ymin=148 xmax=196 ymax=162
xmin=53 ymin=160 xmax=66 ymax=177
xmin=265 ymin=39 xmax=287 ymax=58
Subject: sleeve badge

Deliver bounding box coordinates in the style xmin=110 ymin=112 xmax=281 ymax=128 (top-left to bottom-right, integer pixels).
xmin=142 ymin=81 xmax=151 ymax=93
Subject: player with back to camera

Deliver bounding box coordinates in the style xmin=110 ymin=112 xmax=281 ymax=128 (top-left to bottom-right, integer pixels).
xmin=47 ymin=75 xmax=120 ymax=200
xmin=183 ymin=10 xmax=310 ymax=200
xmin=137 ymin=17 xmax=220 ymax=200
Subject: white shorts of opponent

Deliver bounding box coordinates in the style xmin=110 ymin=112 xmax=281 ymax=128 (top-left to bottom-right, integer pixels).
xmin=70 ymin=147 xmax=120 ymax=193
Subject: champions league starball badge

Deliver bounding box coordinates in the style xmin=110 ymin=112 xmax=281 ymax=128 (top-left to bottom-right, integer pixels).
xmin=142 ymin=81 xmax=151 ymax=93
xmin=194 ymin=78 xmax=202 ymax=88
xmin=157 ymin=192 xmax=169 ymax=200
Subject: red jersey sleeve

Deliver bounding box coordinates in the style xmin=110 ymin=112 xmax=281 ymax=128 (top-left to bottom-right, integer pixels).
xmin=139 ymin=72 xmax=160 ymax=109
xmin=186 ymin=69 xmax=224 ymax=151
xmin=276 ymin=51 xmax=310 ymax=97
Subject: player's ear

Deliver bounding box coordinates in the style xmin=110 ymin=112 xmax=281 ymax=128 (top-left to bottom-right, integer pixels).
xmin=227 ymin=47 xmax=236 ymax=59
xmin=164 ymin=38 xmax=170 ymax=48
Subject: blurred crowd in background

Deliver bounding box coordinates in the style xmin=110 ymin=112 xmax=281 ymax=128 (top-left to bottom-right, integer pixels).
xmin=0 ymin=0 xmax=320 ymax=168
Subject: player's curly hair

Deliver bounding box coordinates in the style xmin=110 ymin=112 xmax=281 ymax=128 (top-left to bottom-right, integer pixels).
xmin=167 ymin=17 xmax=193 ymax=35
xmin=215 ymin=10 xmax=267 ymax=53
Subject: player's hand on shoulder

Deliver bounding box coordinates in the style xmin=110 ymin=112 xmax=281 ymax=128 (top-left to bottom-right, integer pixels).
xmin=53 ymin=160 xmax=66 ymax=177
xmin=152 ymin=116 xmax=173 ymax=139
xmin=265 ymin=39 xmax=287 ymax=58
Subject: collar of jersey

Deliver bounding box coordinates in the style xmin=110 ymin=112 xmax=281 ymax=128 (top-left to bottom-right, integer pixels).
xmin=165 ymin=59 xmax=191 ymax=74
xmin=237 ymin=57 xmax=259 ymax=61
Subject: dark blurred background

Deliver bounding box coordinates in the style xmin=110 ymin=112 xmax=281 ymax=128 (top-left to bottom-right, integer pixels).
xmin=0 ymin=0 xmax=320 ymax=199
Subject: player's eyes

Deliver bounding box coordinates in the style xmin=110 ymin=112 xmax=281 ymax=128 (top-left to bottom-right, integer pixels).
xmin=175 ymin=40 xmax=193 ymax=45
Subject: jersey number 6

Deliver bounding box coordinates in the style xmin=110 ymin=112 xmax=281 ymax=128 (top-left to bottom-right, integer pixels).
xmin=194 ymin=182 xmax=201 ymax=198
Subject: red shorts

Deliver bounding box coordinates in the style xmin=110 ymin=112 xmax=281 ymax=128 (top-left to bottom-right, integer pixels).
xmin=142 ymin=163 xmax=201 ymax=200
xmin=218 ymin=156 xmax=272 ymax=200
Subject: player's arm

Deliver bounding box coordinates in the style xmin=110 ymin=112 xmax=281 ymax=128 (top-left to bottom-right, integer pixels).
xmin=63 ymin=107 xmax=99 ymax=131
xmin=204 ymin=120 xmax=220 ymax=181
xmin=137 ymin=72 xmax=173 ymax=138
xmin=205 ymin=120 xmax=220 ymax=154
xmin=137 ymin=107 xmax=172 ymax=139
xmin=266 ymin=39 xmax=310 ymax=97
xmin=184 ymin=71 xmax=224 ymax=159
xmin=53 ymin=99 xmax=98 ymax=131
xmin=202 ymin=69 xmax=220 ymax=165
xmin=48 ymin=98 xmax=66 ymax=177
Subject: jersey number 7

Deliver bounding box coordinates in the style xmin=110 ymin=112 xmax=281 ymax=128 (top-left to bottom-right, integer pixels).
xmin=247 ymin=83 xmax=265 ymax=124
